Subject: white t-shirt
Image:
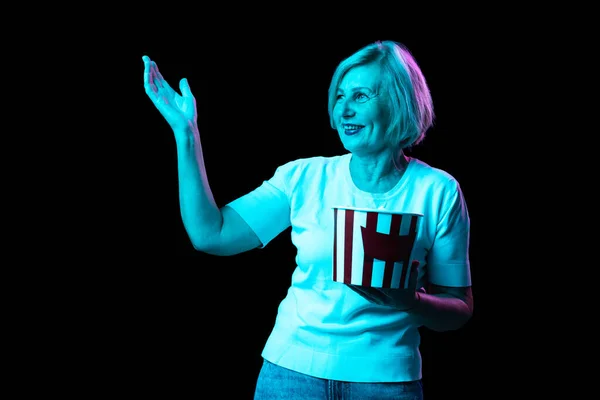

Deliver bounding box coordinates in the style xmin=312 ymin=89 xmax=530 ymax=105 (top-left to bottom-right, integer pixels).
xmin=227 ymin=153 xmax=471 ymax=382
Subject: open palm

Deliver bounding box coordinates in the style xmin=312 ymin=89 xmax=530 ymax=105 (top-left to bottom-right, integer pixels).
xmin=142 ymin=55 xmax=196 ymax=131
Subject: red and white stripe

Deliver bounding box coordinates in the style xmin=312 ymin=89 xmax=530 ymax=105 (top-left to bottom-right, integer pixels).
xmin=333 ymin=208 xmax=420 ymax=289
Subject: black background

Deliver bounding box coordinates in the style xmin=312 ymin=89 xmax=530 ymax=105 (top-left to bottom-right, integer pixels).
xmin=10 ymin=7 xmax=579 ymax=397
xmin=87 ymin=28 xmax=511 ymax=399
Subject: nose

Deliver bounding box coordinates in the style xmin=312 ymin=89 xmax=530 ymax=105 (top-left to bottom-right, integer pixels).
xmin=341 ymin=99 xmax=356 ymax=118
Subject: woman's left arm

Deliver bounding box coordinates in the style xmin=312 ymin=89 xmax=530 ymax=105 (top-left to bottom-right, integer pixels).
xmin=409 ymin=284 xmax=473 ymax=332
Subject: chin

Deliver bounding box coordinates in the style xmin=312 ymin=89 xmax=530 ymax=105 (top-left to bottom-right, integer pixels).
xmin=338 ymin=134 xmax=360 ymax=151
xmin=341 ymin=143 xmax=363 ymax=155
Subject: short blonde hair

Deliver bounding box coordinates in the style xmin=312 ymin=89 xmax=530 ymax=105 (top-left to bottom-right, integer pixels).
xmin=328 ymin=40 xmax=435 ymax=149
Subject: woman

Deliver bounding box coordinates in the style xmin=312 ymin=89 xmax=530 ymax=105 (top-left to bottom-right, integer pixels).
xmin=143 ymin=40 xmax=473 ymax=400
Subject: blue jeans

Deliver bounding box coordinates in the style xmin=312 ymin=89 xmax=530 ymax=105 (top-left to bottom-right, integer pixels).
xmin=254 ymin=359 xmax=423 ymax=400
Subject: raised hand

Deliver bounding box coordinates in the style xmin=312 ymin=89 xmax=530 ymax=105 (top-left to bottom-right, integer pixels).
xmin=142 ymin=55 xmax=197 ymax=132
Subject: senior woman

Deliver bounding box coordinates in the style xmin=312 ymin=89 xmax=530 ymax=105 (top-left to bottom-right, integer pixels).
xmin=143 ymin=40 xmax=473 ymax=400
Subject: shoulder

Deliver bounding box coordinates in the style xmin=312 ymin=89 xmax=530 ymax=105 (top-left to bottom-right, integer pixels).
xmin=275 ymin=154 xmax=348 ymax=178
xmin=408 ymin=157 xmax=462 ymax=194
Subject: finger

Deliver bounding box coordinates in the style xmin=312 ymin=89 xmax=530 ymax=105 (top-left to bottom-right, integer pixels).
xmin=179 ymin=78 xmax=193 ymax=97
xmin=347 ymin=284 xmax=376 ymax=301
xmin=143 ymin=56 xmax=156 ymax=95
xmin=144 ymin=75 xmax=158 ymax=99
xmin=151 ymin=61 xmax=163 ymax=89
xmin=347 ymin=285 xmax=386 ymax=305
xmin=152 ymin=62 xmax=176 ymax=93
xmin=408 ymin=260 xmax=420 ymax=289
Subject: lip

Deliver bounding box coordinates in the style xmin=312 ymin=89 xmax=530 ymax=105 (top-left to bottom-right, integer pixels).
xmin=343 ymin=126 xmax=364 ymax=136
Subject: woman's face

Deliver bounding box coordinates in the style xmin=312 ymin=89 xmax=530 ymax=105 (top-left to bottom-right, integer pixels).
xmin=333 ymin=63 xmax=389 ymax=156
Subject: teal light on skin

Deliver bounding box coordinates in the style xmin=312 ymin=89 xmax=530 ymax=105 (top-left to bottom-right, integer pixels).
xmin=142 ymin=55 xmax=197 ymax=133
xmin=333 ymin=63 xmax=388 ymax=159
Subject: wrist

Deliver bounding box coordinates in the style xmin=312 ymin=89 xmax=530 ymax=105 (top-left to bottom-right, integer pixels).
xmin=174 ymin=120 xmax=198 ymax=135
xmin=174 ymin=123 xmax=200 ymax=144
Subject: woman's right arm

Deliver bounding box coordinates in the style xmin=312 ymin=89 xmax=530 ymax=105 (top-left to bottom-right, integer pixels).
xmin=175 ymin=126 xmax=261 ymax=255
xmin=143 ymin=56 xmax=260 ymax=255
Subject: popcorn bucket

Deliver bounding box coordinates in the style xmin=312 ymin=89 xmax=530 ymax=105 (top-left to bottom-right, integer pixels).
xmin=332 ymin=207 xmax=423 ymax=289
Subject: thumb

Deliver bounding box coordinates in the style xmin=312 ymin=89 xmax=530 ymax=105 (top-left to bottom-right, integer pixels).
xmin=179 ymin=78 xmax=193 ymax=97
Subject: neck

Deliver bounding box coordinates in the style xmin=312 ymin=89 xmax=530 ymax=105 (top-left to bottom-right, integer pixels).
xmin=349 ymin=150 xmax=408 ymax=193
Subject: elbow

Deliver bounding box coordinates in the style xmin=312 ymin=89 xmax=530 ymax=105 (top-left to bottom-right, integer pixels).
xmin=190 ymin=238 xmax=220 ymax=255
xmin=457 ymin=309 xmax=473 ymax=330
xmin=451 ymin=303 xmax=474 ymax=331
xmin=427 ymin=302 xmax=474 ymax=333
xmin=429 ymin=315 xmax=472 ymax=333
xmin=450 ymin=300 xmax=474 ymax=331
xmin=463 ymin=298 xmax=474 ymax=325
xmin=188 ymin=232 xmax=220 ymax=255
xmin=452 ymin=292 xmax=474 ymax=330
xmin=191 ymin=240 xmax=210 ymax=253
xmin=181 ymin=220 xmax=222 ymax=255
xmin=188 ymin=233 xmax=235 ymax=256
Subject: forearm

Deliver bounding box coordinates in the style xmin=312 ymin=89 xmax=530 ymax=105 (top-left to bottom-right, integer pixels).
xmin=409 ymin=292 xmax=473 ymax=332
xmin=174 ymin=125 xmax=222 ymax=249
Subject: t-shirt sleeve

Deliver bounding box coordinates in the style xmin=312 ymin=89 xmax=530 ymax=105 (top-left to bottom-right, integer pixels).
xmin=427 ymin=179 xmax=472 ymax=287
xmin=226 ymin=164 xmax=292 ymax=248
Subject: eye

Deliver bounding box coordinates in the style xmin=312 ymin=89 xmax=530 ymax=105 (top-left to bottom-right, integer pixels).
xmin=335 ymin=94 xmax=344 ymax=101
xmin=355 ymin=93 xmax=369 ymax=103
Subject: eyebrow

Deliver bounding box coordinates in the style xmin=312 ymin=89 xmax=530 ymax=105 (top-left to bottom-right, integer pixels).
xmin=336 ymin=86 xmax=374 ymax=93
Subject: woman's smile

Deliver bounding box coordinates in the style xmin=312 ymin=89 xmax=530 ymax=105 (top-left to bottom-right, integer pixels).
xmin=343 ymin=124 xmax=365 ymax=135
